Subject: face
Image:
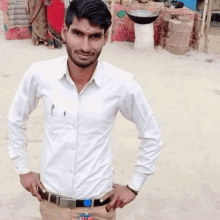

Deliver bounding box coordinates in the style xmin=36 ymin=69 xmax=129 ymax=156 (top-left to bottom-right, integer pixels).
xmin=62 ymin=17 xmax=108 ymax=68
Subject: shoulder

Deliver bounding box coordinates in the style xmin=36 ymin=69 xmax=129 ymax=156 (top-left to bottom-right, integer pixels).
xmin=100 ymin=61 xmax=145 ymax=99
xmin=32 ymin=57 xmax=67 ymax=70
xmin=100 ymin=61 xmax=142 ymax=95
xmin=101 ymin=61 xmax=135 ymax=84
xmin=29 ymin=56 xmax=66 ymax=79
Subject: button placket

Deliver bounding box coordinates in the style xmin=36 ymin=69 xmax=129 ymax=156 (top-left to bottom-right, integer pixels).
xmin=71 ymin=91 xmax=80 ymax=195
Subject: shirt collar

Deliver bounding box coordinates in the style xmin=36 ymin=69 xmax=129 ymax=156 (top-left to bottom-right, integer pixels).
xmin=55 ymin=56 xmax=103 ymax=87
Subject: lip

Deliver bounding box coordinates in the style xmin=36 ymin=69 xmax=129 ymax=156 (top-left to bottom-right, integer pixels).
xmin=77 ymin=53 xmax=93 ymax=60
xmin=77 ymin=53 xmax=92 ymax=57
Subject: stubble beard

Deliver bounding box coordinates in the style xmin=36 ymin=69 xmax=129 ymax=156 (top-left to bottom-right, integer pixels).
xmin=66 ymin=43 xmax=102 ymax=68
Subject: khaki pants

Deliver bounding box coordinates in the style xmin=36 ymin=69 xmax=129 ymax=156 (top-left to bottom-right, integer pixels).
xmin=40 ymin=200 xmax=116 ymax=220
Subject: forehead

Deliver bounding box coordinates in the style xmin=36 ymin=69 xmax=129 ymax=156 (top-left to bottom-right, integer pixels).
xmin=69 ymin=17 xmax=104 ymax=34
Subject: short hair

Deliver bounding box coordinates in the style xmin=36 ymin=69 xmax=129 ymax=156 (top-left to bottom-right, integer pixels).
xmin=65 ymin=0 xmax=112 ymax=33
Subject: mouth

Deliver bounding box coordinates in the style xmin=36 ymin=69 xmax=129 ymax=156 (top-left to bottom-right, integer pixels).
xmin=76 ymin=52 xmax=93 ymax=57
xmin=77 ymin=53 xmax=93 ymax=60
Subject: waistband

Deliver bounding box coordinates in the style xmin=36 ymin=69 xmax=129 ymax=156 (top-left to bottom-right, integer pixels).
xmin=38 ymin=187 xmax=111 ymax=208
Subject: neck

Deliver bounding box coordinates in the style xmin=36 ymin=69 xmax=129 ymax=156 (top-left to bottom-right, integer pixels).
xmin=67 ymin=58 xmax=98 ymax=85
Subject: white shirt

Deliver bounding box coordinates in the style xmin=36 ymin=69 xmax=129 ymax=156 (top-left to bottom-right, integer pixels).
xmin=8 ymin=56 xmax=162 ymax=199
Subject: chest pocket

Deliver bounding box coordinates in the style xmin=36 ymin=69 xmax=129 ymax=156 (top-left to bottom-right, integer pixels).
xmin=45 ymin=103 xmax=75 ymax=139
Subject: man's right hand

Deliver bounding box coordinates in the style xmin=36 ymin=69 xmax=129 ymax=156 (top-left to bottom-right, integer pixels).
xmin=19 ymin=172 xmax=46 ymax=202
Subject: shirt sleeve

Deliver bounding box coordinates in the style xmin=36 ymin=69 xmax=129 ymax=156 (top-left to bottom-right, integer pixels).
xmin=119 ymin=78 xmax=162 ymax=192
xmin=7 ymin=64 xmax=41 ymax=174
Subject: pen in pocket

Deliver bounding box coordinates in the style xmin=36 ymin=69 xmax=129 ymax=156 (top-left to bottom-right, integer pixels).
xmin=51 ymin=104 xmax=66 ymax=116
xmin=51 ymin=104 xmax=54 ymax=116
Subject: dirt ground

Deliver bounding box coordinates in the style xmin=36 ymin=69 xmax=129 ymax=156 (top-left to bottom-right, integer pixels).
xmin=0 ymin=23 xmax=220 ymax=220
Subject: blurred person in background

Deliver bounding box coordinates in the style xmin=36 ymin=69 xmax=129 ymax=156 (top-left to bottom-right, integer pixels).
xmin=26 ymin=0 xmax=64 ymax=48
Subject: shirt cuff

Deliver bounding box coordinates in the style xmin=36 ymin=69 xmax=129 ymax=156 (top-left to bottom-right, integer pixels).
xmin=127 ymin=172 xmax=150 ymax=192
xmin=10 ymin=154 xmax=32 ymax=175
xmin=16 ymin=169 xmax=32 ymax=175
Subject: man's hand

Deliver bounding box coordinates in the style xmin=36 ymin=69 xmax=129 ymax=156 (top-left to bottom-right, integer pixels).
xmin=19 ymin=172 xmax=46 ymax=202
xmin=101 ymin=183 xmax=137 ymax=212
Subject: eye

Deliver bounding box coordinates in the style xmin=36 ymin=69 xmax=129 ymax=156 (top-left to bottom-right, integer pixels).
xmin=72 ymin=31 xmax=83 ymax=36
xmin=92 ymin=34 xmax=102 ymax=39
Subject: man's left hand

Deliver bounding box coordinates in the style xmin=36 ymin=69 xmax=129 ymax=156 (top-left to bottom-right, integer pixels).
xmin=101 ymin=184 xmax=137 ymax=212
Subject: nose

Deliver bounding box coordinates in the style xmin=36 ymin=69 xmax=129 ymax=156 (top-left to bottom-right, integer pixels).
xmin=81 ymin=37 xmax=90 ymax=53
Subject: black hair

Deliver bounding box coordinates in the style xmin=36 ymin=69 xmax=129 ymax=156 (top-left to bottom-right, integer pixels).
xmin=65 ymin=0 xmax=112 ymax=33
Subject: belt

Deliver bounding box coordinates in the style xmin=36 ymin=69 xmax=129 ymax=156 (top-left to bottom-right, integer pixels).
xmin=38 ymin=188 xmax=111 ymax=208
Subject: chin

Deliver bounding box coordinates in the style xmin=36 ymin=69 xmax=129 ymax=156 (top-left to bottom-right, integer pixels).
xmin=73 ymin=57 xmax=97 ymax=68
xmin=74 ymin=60 xmax=95 ymax=68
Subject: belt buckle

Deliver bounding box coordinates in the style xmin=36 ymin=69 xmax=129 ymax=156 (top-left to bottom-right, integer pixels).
xmin=60 ymin=197 xmax=76 ymax=208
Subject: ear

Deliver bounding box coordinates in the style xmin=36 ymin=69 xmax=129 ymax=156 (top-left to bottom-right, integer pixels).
xmin=61 ymin=25 xmax=68 ymax=44
xmin=104 ymin=31 xmax=109 ymax=45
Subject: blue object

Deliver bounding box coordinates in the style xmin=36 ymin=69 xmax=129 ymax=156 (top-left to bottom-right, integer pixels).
xmin=79 ymin=214 xmax=90 ymax=217
xmin=181 ymin=0 xmax=197 ymax=11
xmin=84 ymin=199 xmax=92 ymax=207
xmin=4 ymin=23 xmax=8 ymax=31
xmin=117 ymin=10 xmax=126 ymax=18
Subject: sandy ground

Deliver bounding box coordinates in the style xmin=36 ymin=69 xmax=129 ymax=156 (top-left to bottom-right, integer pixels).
xmin=1 ymin=22 xmax=220 ymax=220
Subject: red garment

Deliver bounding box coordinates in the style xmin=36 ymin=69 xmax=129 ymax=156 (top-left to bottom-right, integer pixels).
xmin=47 ymin=0 xmax=65 ymax=34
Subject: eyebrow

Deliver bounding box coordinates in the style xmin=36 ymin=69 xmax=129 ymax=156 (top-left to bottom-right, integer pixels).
xmin=70 ymin=28 xmax=103 ymax=36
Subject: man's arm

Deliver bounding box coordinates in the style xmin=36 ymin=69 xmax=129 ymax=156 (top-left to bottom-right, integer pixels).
xmin=119 ymin=77 xmax=162 ymax=191
xmin=7 ymin=64 xmax=46 ymax=202
xmin=103 ymin=76 xmax=162 ymax=211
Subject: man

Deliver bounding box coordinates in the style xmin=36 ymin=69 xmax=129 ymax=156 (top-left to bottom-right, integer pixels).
xmin=7 ymin=0 xmax=162 ymax=219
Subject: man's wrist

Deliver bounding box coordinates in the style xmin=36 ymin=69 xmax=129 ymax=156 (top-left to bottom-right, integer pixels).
xmin=19 ymin=171 xmax=32 ymax=176
xmin=18 ymin=170 xmax=32 ymax=175
xmin=126 ymin=185 xmax=138 ymax=196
